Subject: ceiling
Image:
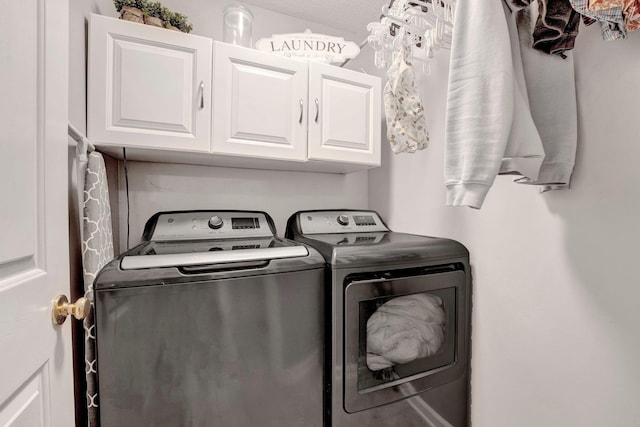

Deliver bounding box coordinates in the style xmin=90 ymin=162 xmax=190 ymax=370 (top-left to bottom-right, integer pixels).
xmin=240 ymin=0 xmax=382 ymax=39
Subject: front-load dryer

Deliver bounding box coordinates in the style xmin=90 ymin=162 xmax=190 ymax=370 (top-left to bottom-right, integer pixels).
xmin=286 ymin=210 xmax=471 ymax=427
xmin=94 ymin=210 xmax=326 ymax=427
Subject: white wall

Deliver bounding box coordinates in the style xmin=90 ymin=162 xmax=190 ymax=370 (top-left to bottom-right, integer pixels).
xmin=369 ymin=24 xmax=640 ymax=427
xmin=117 ymin=161 xmax=368 ymax=247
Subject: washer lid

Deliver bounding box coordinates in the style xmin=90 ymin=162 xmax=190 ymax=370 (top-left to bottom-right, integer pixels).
xmin=94 ymin=238 xmax=325 ymax=290
xmin=119 ymin=236 xmax=310 ymax=270
xmin=120 ymin=245 xmax=309 ymax=270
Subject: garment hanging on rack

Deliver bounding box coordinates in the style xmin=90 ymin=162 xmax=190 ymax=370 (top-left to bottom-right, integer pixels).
xmin=511 ymin=0 xmax=581 ymax=57
xmin=582 ymin=0 xmax=640 ymax=32
xmin=588 ymin=0 xmax=620 ymax=9
xmin=623 ymin=0 xmax=640 ymax=30
xmin=509 ymin=0 xmax=640 ymax=59
xmin=445 ymin=0 xmax=545 ymax=208
xmin=384 ymin=38 xmax=430 ymax=154
xmin=514 ymin=1 xmax=577 ymax=189
xmin=368 ymin=0 xmax=455 ymax=69
xmin=570 ymin=0 xmax=627 ymax=40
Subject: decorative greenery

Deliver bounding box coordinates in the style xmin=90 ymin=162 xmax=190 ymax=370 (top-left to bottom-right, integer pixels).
xmin=113 ymin=0 xmax=193 ymax=33
xmin=168 ymin=12 xmax=193 ymax=33
xmin=114 ymin=0 xmax=145 ymax=12
xmin=158 ymin=5 xmax=174 ymax=25
xmin=142 ymin=1 xmax=163 ymax=19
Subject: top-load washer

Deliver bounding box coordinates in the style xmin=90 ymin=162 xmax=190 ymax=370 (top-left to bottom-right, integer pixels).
xmin=94 ymin=210 xmax=326 ymax=427
xmin=286 ymin=210 xmax=471 ymax=427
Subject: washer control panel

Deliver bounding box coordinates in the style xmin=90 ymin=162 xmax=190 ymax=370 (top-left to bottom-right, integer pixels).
xmin=298 ymin=211 xmax=389 ymax=234
xmin=149 ymin=211 xmax=274 ymax=241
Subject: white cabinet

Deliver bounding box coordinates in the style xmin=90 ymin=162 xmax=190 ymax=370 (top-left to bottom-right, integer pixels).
xmin=308 ymin=62 xmax=381 ymax=166
xmin=213 ymin=42 xmax=381 ymax=167
xmin=88 ymin=14 xmax=212 ymax=152
xmin=213 ymin=42 xmax=308 ymax=161
xmin=87 ymin=16 xmax=382 ymax=173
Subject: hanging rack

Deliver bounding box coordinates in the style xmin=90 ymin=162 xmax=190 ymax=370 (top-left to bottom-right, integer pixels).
xmin=380 ymin=11 xmax=429 ymax=40
xmin=367 ymin=0 xmax=456 ymax=69
xmin=68 ymin=123 xmax=95 ymax=162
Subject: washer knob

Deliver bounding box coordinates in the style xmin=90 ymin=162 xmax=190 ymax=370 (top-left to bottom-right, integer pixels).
xmin=337 ymin=214 xmax=350 ymax=226
xmin=208 ymin=216 xmax=224 ymax=229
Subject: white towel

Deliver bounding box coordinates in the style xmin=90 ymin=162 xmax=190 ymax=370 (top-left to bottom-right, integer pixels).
xmin=366 ymin=293 xmax=445 ymax=371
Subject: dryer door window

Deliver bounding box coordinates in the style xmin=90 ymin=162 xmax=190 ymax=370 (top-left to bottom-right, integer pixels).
xmin=343 ymin=268 xmax=468 ymax=413
xmin=358 ymin=287 xmax=456 ymax=391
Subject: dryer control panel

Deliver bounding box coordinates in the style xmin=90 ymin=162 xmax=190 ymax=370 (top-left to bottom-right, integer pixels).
xmin=298 ymin=210 xmax=389 ymax=234
xmin=146 ymin=211 xmax=275 ymax=241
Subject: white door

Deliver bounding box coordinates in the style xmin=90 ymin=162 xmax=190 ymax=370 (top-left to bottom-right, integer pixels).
xmin=88 ymin=14 xmax=213 ymax=152
xmin=212 ymin=42 xmax=308 ymax=161
xmin=308 ymin=62 xmax=381 ymax=166
xmin=0 ymin=1 xmax=74 ymax=426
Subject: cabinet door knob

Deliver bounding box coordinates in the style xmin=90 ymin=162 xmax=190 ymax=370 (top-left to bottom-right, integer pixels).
xmin=314 ymin=98 xmax=319 ymax=123
xmin=299 ymin=98 xmax=304 ymax=124
xmin=199 ymin=81 xmax=205 ymax=109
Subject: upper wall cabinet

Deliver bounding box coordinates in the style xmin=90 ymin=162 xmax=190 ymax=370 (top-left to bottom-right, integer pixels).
xmin=308 ymin=62 xmax=381 ymax=165
xmin=213 ymin=42 xmax=308 ymax=162
xmin=88 ymin=14 xmax=212 ymax=152
xmin=213 ymin=42 xmax=381 ymax=167
xmin=87 ymin=15 xmax=381 ymax=173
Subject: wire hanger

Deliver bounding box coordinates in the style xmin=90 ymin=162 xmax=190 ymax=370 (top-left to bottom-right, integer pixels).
xmin=368 ymin=0 xmax=456 ymax=69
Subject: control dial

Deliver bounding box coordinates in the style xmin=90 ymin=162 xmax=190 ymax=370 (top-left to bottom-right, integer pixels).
xmin=208 ymin=215 xmax=224 ymax=229
xmin=337 ymin=214 xmax=350 ymax=226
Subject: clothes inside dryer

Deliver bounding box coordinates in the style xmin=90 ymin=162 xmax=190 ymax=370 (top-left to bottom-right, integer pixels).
xmin=360 ymin=287 xmax=456 ymax=390
xmin=366 ymin=292 xmax=447 ymax=370
xmin=346 ymin=271 xmax=459 ymax=397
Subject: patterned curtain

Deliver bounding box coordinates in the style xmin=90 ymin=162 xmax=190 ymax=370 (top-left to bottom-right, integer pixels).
xmin=82 ymin=152 xmax=114 ymax=427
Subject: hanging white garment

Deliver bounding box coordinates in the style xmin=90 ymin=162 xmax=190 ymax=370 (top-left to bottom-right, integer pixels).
xmin=82 ymin=151 xmax=114 ymax=427
xmin=445 ymin=0 xmax=545 ymax=208
xmin=384 ymin=41 xmax=430 ymax=154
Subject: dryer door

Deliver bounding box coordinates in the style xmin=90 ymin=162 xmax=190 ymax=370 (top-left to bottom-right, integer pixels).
xmin=343 ymin=267 xmax=468 ymax=413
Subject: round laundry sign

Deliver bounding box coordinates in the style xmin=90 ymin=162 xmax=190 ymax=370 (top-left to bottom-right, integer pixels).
xmin=256 ymin=29 xmax=360 ymax=63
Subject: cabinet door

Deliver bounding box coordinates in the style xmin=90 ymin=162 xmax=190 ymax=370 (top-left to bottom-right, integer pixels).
xmin=213 ymin=42 xmax=308 ymax=161
xmin=88 ymin=14 xmax=212 ymax=152
xmin=308 ymin=63 xmax=381 ymax=166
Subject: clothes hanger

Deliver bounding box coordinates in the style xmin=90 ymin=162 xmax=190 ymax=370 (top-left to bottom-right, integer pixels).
xmin=368 ymin=0 xmax=455 ymax=69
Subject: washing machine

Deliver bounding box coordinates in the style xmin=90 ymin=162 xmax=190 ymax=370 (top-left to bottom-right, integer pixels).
xmin=93 ymin=210 xmax=326 ymax=427
xmin=286 ymin=210 xmax=471 ymax=427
